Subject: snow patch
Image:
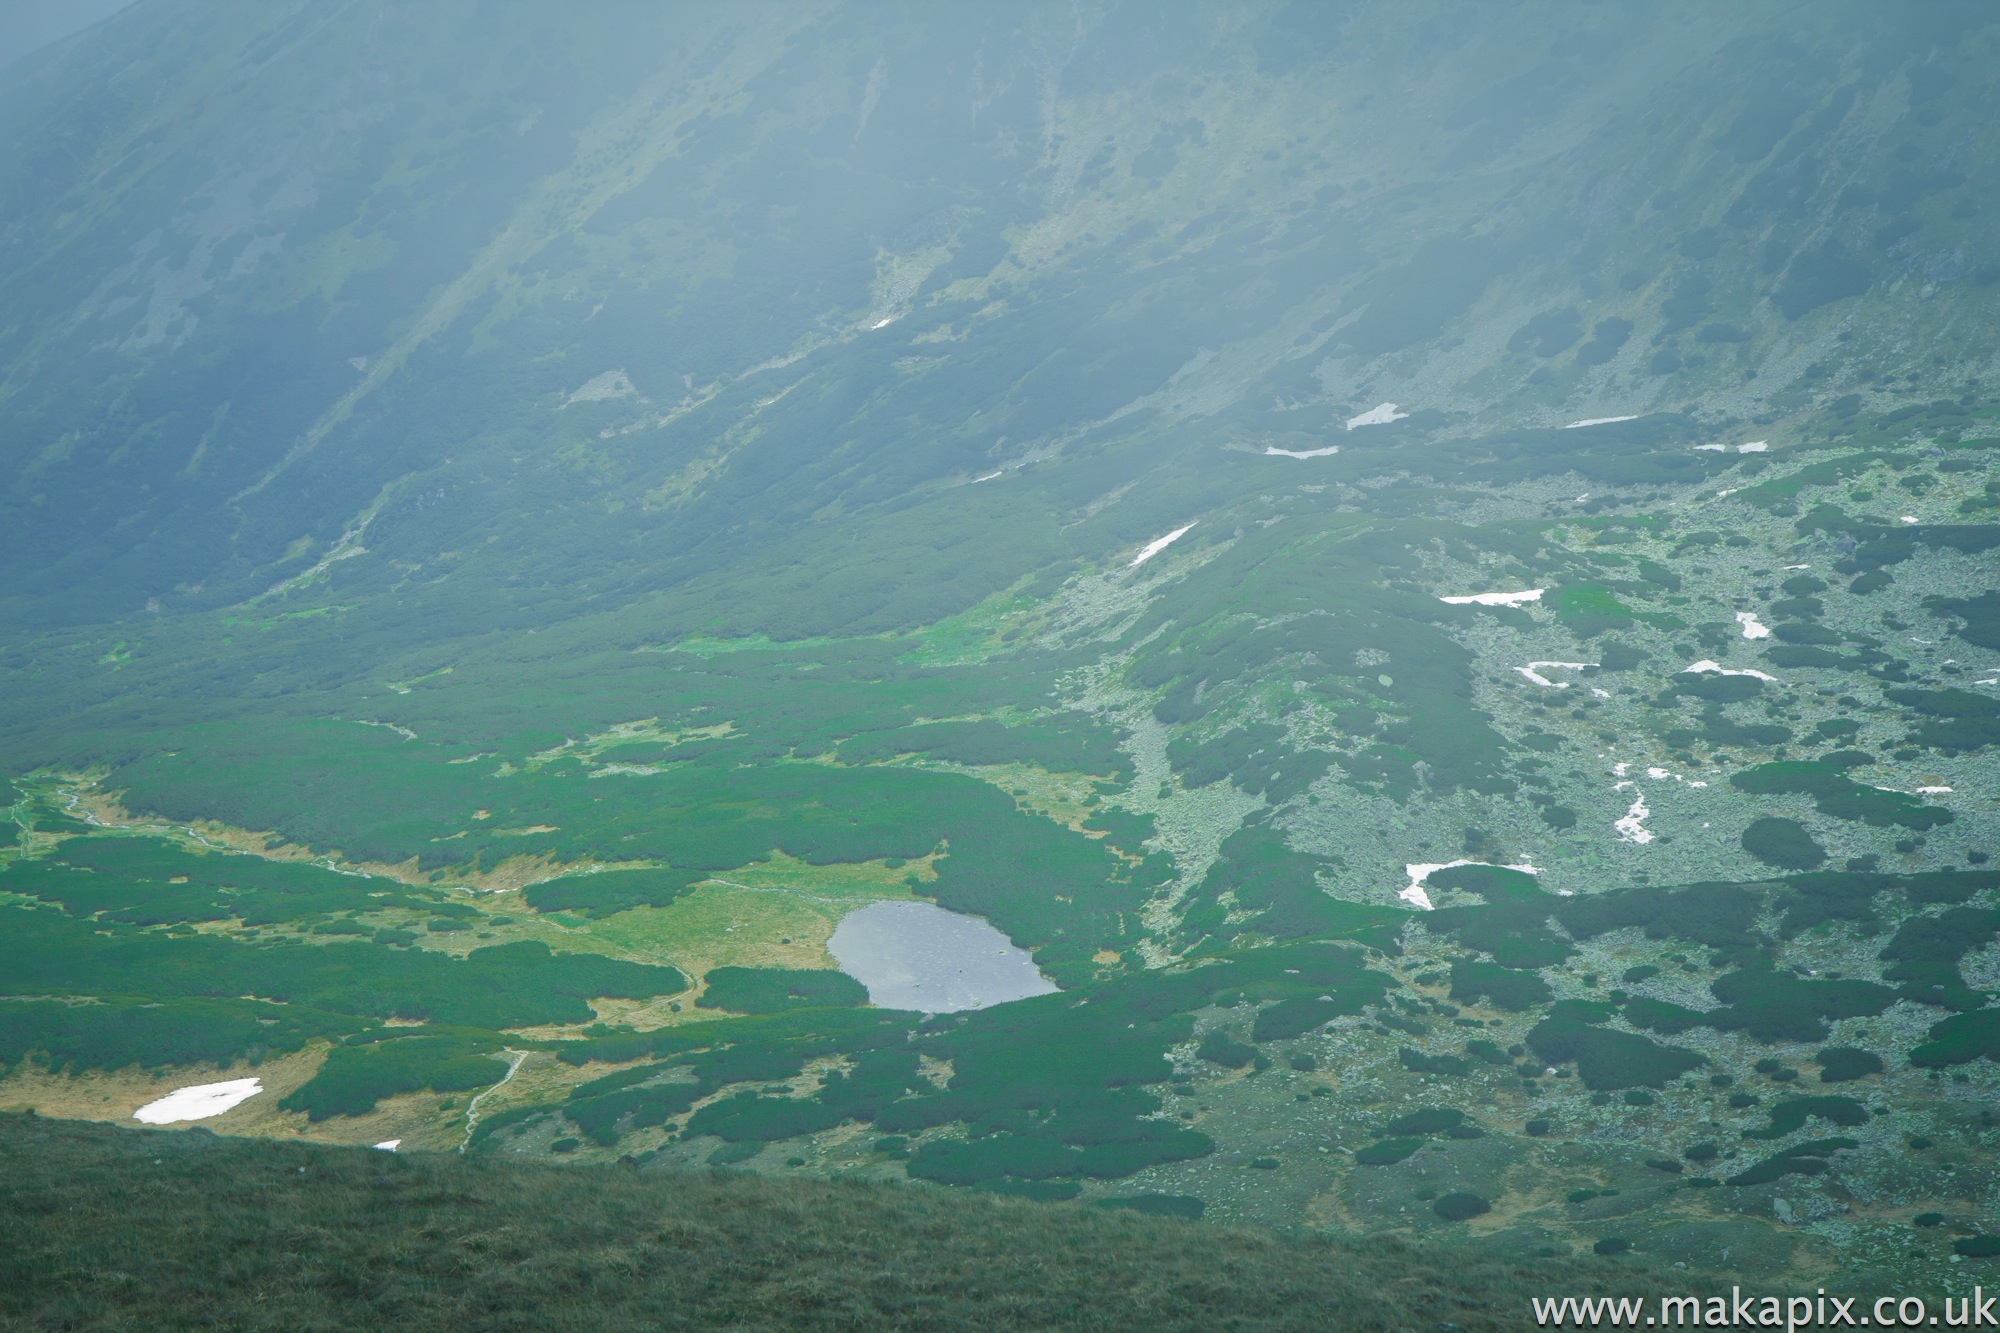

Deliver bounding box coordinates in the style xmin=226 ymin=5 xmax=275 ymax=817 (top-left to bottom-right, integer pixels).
xmin=1129 ymin=523 xmax=1195 ymax=568
xmin=1683 ymin=659 xmax=1777 ymax=681
xmin=133 ymin=1078 xmax=263 ymax=1124
xmin=374 ymin=1140 xmax=402 ymax=1152
xmin=1441 ymin=588 xmax=1544 ymax=607
xmin=1399 ymin=859 xmax=1540 ymax=911
xmin=1265 ymin=444 xmax=1341 ymax=459
xmin=1345 ymin=402 xmax=1408 ymax=429
xmin=1917 ymin=786 xmax=1954 ymax=795
xmin=1514 ymin=660 xmax=1595 ymax=688
xmin=1901 ymin=516 xmax=1920 ymax=524
xmin=1566 ymin=415 xmax=1639 ymax=429
xmin=1737 ymin=441 xmax=1768 ymax=453
xmin=1736 ymin=611 xmax=1772 ymax=640
xmin=1614 ymin=794 xmax=1653 ymax=845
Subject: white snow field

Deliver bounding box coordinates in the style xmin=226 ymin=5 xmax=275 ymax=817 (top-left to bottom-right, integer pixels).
xmin=132 ymin=1078 xmax=264 ymax=1124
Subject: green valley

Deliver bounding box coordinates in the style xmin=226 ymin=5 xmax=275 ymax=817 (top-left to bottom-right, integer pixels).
xmin=4 ymin=0 xmax=2000 ymax=1315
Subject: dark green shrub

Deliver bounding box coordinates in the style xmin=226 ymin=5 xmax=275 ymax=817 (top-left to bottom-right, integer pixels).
xmin=686 ymin=1092 xmax=846 ymax=1143
xmin=1253 ymin=996 xmax=1349 ymax=1041
xmin=1575 ymin=318 xmax=1634 ymax=366
xmin=972 ymin=1178 xmax=1080 ymax=1201
xmin=1742 ymin=1096 xmax=1868 ymax=1140
xmin=0 ymin=996 xmax=356 ymax=1076
xmin=1094 ymin=1195 xmax=1204 ymax=1219
xmin=1815 ymin=1048 xmax=1884 ymax=1082
xmin=1726 ymin=1138 xmax=1858 ymax=1185
xmin=524 ymin=868 xmax=703 ymax=917
xmin=1732 ymin=761 xmax=1951 ymax=830
xmin=1399 ymin=1048 xmax=1471 ymax=1077
xmin=1773 ymin=247 xmax=1871 ymax=319
xmin=1707 ymin=966 xmax=1894 ymax=1043
xmin=696 ymin=967 xmax=868 ymax=1014
xmin=1449 ymin=960 xmax=1551 ymax=1011
xmin=1673 ymin=674 xmax=1763 ymax=703
xmin=565 ymin=1079 xmax=702 ymax=1146
xmin=1741 ymin=818 xmax=1826 ymax=870
xmin=1198 ymin=1032 xmax=1258 ymax=1069
xmin=1354 ymin=1137 xmax=1425 ymax=1166
xmin=1621 ymin=998 xmax=1708 ymax=1036
xmin=1527 ymin=1015 xmax=1703 ymax=1091
xmin=1384 ymin=1108 xmax=1465 ymax=1136
xmin=1510 ymin=308 xmax=1583 ymax=357
xmin=1433 ymin=1192 xmax=1490 ymax=1221
xmin=279 ymin=1031 xmax=511 ymax=1121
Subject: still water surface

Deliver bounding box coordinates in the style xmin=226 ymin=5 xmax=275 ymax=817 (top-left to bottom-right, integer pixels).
xmin=829 ymin=900 xmax=1058 ymax=1013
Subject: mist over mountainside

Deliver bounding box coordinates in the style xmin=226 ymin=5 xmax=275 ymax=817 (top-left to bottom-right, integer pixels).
xmin=4 ymin=1 xmax=2000 ymax=1298
xmin=0 ymin=0 xmax=132 ymax=70
xmin=1 ymin=1 xmax=1992 ymax=645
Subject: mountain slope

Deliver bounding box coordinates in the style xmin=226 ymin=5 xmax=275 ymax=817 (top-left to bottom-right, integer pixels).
xmin=3 ymin=0 xmax=2000 ymax=1297
xmin=0 ymin=1112 xmax=1694 ymax=1332
xmin=1 ymin=0 xmax=1995 ymax=645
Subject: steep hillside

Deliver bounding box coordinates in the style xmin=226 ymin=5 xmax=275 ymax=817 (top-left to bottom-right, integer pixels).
xmin=0 ymin=1 xmax=1994 ymax=647
xmin=0 ymin=1112 xmax=1694 ymax=1331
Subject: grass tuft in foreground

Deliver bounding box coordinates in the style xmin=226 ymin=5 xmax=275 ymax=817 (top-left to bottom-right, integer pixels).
xmin=0 ymin=1112 xmax=1694 ymax=1331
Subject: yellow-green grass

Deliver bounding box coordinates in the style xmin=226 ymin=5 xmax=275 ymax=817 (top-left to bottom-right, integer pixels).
xmin=561 ymin=853 xmax=926 ymax=1002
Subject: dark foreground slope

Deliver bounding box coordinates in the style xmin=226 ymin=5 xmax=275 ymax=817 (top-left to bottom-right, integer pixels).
xmin=0 ymin=1114 xmax=1686 ymax=1333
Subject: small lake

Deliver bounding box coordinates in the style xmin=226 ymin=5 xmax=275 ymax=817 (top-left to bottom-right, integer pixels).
xmin=829 ymin=900 xmax=1058 ymax=1013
